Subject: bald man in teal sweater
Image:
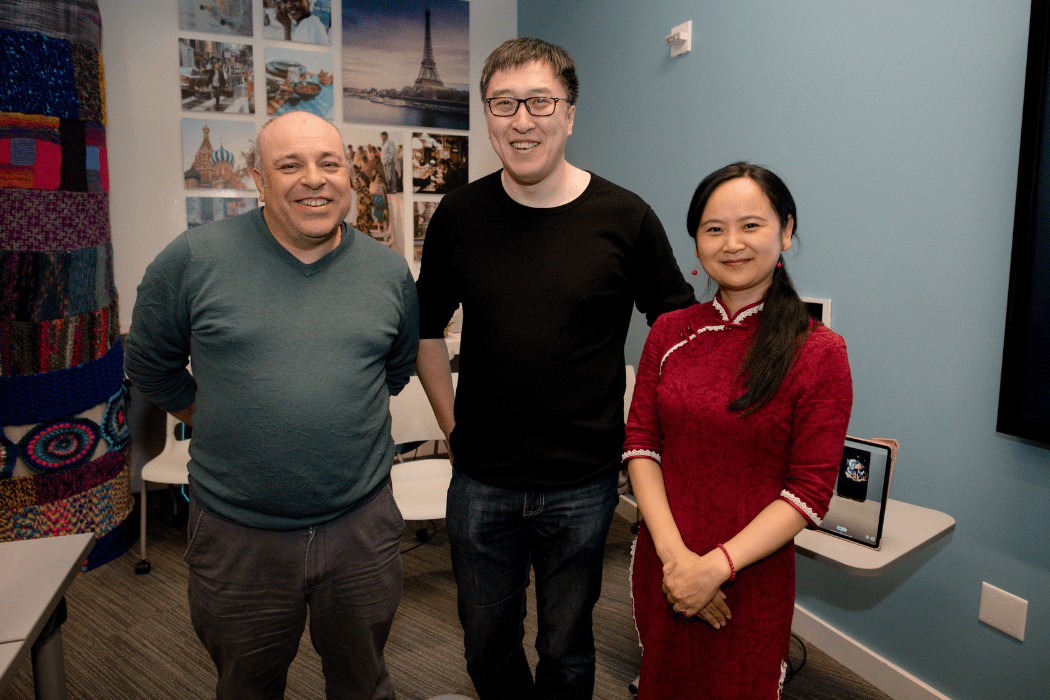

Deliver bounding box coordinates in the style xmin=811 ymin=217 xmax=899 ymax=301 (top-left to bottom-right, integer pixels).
xmin=126 ymin=112 xmax=417 ymax=700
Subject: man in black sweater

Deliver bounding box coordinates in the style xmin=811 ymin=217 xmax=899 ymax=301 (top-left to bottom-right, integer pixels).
xmin=414 ymin=37 xmax=694 ymax=700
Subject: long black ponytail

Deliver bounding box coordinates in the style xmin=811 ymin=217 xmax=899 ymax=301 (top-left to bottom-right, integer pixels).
xmin=686 ymin=162 xmax=814 ymax=415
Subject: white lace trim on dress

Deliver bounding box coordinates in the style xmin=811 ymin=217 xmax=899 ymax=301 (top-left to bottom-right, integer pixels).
xmin=712 ymin=296 xmax=764 ymax=325
xmin=622 ymin=449 xmax=661 ymax=464
xmin=659 ymin=325 xmax=726 ymax=373
xmin=780 ymin=489 xmax=822 ymax=526
xmin=734 ymin=303 xmax=763 ymax=324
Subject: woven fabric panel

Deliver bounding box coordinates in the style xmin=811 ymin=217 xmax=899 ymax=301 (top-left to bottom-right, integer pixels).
xmin=0 ymin=112 xmax=106 ymax=191
xmin=0 ymin=340 xmax=123 ymax=425
xmin=0 ymin=242 xmax=115 ymax=321
xmin=0 ymin=0 xmax=101 ymax=51
xmin=72 ymin=42 xmax=103 ymax=125
xmin=0 ymin=189 xmax=110 ymax=249
xmin=0 ymin=111 xmax=60 ymax=189
xmin=0 ymin=298 xmax=119 ymax=377
xmin=0 ymin=458 xmax=132 ymax=542
xmin=0 ymin=446 xmax=125 ymax=509
xmin=0 ymin=28 xmax=79 ymax=120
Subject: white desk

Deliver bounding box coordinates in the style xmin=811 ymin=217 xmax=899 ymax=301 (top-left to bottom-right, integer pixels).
xmin=0 ymin=533 xmax=96 ymax=700
xmin=794 ymin=499 xmax=955 ymax=577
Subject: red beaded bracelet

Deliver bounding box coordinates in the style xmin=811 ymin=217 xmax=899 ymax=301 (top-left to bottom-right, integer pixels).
xmin=716 ymin=543 xmax=736 ymax=581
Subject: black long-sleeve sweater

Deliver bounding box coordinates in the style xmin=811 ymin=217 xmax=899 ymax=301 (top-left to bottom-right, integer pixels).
xmin=416 ymin=171 xmax=695 ymax=490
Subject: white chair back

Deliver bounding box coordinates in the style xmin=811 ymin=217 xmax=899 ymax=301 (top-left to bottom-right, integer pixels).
xmin=389 ymin=373 xmax=457 ymax=445
xmin=136 ymin=411 xmax=191 ymax=574
xmin=387 ymin=373 xmax=457 ymax=523
xmin=141 ymin=412 xmax=191 ymax=485
xmin=624 ymin=364 xmax=636 ymax=423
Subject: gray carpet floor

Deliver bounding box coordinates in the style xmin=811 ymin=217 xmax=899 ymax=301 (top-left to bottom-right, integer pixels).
xmin=1 ymin=488 xmax=892 ymax=699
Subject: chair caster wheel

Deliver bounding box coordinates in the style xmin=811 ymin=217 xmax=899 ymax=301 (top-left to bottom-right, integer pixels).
xmin=415 ymin=528 xmax=430 ymax=543
xmin=135 ymin=559 xmax=152 ymax=575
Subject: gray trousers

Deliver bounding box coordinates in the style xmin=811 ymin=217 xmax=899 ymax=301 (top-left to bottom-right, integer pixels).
xmin=185 ymin=482 xmax=403 ymax=700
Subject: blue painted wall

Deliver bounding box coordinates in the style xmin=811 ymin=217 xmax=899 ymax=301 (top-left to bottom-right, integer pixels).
xmin=518 ymin=1 xmax=1050 ymax=698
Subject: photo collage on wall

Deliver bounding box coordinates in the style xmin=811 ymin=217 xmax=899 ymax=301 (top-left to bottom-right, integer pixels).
xmin=175 ymin=0 xmax=469 ymax=272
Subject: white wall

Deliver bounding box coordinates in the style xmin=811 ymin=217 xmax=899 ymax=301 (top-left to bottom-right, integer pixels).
xmin=98 ymin=0 xmax=515 ymax=331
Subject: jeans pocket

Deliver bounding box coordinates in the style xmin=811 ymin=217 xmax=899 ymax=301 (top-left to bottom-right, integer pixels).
xmin=183 ymin=500 xmax=209 ymax=564
xmin=383 ymin=480 xmax=406 ymax=533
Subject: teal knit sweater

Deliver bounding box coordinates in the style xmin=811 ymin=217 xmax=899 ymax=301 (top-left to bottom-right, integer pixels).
xmin=125 ymin=208 xmax=419 ymax=529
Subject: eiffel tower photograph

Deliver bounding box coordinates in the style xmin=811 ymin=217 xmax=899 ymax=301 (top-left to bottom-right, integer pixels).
xmin=342 ymin=0 xmax=470 ymax=130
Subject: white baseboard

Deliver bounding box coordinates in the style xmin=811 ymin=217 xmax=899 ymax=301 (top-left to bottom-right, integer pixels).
xmin=792 ymin=604 xmax=952 ymax=700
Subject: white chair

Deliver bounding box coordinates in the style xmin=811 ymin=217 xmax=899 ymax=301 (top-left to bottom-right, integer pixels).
xmin=134 ymin=412 xmax=190 ymax=574
xmin=624 ymin=364 xmax=636 ymax=423
xmin=388 ymin=374 xmax=457 ymax=532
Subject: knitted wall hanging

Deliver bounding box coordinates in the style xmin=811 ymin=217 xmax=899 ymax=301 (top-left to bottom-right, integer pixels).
xmin=0 ymin=0 xmax=132 ymax=569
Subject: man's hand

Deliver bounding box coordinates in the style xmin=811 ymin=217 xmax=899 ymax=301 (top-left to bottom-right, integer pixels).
xmin=274 ymin=4 xmax=292 ymax=39
xmin=172 ymin=403 xmax=196 ymax=427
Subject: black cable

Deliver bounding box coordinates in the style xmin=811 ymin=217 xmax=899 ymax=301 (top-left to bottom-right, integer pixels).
xmin=784 ymin=632 xmax=807 ymax=684
xmin=398 ymin=520 xmax=438 ymax=554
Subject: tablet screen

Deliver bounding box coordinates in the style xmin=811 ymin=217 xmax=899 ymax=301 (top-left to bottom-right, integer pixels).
xmin=817 ymin=437 xmax=894 ymax=549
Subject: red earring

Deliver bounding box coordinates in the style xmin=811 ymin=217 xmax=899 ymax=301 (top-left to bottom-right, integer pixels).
xmin=776 ymin=261 xmax=782 ymax=268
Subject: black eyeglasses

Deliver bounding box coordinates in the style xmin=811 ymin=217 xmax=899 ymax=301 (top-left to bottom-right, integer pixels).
xmin=485 ymin=96 xmax=572 ymax=117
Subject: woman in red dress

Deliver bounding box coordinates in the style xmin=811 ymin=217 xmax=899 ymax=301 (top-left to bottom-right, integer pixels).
xmin=624 ymin=162 xmax=853 ymax=699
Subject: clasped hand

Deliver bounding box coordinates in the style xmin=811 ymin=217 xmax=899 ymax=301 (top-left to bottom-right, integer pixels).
xmin=662 ymin=549 xmax=732 ymax=629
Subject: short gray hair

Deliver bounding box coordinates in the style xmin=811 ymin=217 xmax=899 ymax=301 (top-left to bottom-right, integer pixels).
xmin=249 ymin=115 xmax=281 ymax=184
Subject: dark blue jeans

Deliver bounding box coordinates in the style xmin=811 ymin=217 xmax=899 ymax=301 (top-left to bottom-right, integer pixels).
xmin=446 ymin=468 xmax=619 ymax=700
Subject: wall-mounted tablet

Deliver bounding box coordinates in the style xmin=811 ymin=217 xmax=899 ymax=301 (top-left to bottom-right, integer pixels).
xmin=817 ymin=437 xmax=895 ymax=549
xmin=800 ymin=296 xmax=831 ymax=328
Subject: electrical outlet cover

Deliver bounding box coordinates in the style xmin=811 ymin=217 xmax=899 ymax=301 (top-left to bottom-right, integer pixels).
xmin=978 ymin=582 xmax=1027 ymax=641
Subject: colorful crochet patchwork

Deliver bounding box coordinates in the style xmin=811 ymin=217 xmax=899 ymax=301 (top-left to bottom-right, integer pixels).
xmin=85 ymin=122 xmax=107 ymax=190
xmin=0 ymin=242 xmax=115 ymax=321
xmin=0 ymin=112 xmax=59 ymax=189
xmin=18 ymin=416 xmax=100 ymax=473
xmin=0 ymin=0 xmax=103 ymax=51
xmin=0 ymin=0 xmax=127 ymax=561
xmin=0 ymin=113 xmax=107 ymax=192
xmin=101 ymin=385 xmax=129 ymax=451
xmin=0 ymin=298 xmax=118 ymax=377
xmin=72 ymin=42 xmax=104 ymax=126
xmin=0 ymin=446 xmax=124 ymax=506
xmin=0 ymin=340 xmax=123 ymax=425
xmin=0 ymin=455 xmax=132 ymax=543
xmin=0 ymin=189 xmax=111 ymax=250
xmin=0 ymin=430 xmax=13 ymax=477
xmin=0 ymin=28 xmax=79 ymax=120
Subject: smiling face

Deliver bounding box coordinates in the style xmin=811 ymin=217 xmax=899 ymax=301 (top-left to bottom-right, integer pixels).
xmin=694 ymin=176 xmax=794 ymax=313
xmin=484 ymin=60 xmax=575 ymax=191
xmin=279 ymin=0 xmax=309 ymax=21
xmin=252 ymin=112 xmax=352 ymax=261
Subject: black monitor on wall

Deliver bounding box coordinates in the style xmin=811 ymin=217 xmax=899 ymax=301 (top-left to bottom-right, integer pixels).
xmin=999 ymin=0 xmax=1050 ymax=446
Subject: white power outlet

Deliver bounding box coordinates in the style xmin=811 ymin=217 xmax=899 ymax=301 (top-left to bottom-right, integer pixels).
xmin=978 ymin=582 xmax=1027 ymax=641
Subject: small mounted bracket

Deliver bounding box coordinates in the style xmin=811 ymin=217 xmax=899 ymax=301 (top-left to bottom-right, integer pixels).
xmin=666 ymin=20 xmax=692 ymax=58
